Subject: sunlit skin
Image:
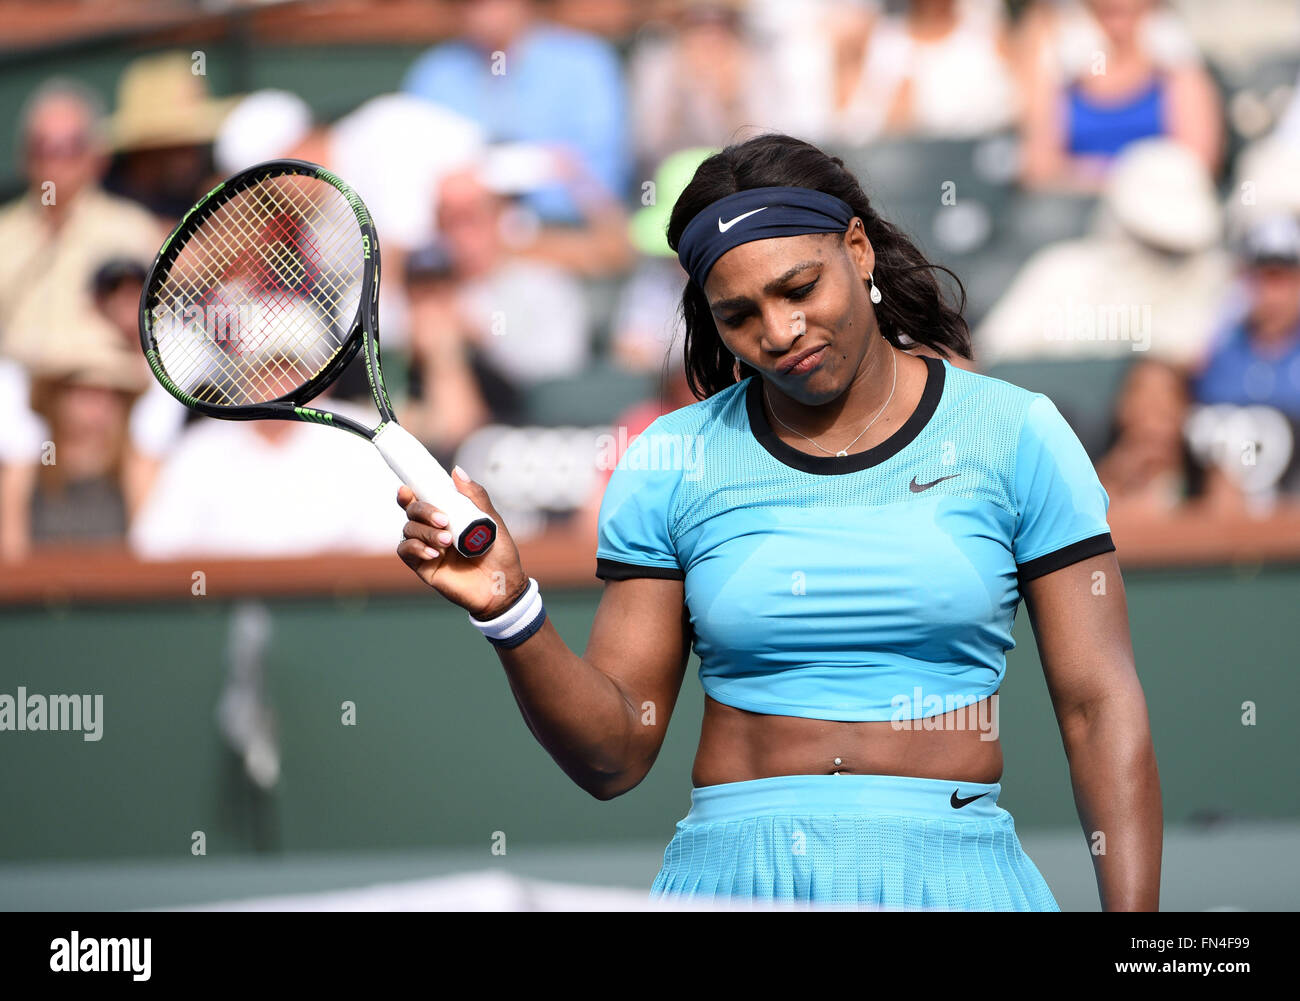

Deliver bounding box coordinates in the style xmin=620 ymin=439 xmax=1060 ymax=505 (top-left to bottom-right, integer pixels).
xmin=394 ymin=224 xmax=1161 ymax=910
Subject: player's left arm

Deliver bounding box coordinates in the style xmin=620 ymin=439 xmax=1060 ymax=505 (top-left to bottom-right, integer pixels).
xmin=1022 ymin=551 xmax=1162 ymax=911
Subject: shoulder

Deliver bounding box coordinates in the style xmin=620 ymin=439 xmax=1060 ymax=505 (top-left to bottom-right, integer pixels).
xmin=607 ymin=380 xmax=747 ymax=487
xmin=933 ymin=361 xmax=1070 ymax=481
xmin=528 ymin=24 xmax=618 ymax=62
xmin=0 ymin=194 xmax=36 ymax=235
xmin=403 ymin=41 xmax=478 ymax=83
xmin=644 ymin=379 xmax=748 ymax=439
xmin=938 ymin=359 xmax=1043 ymax=427
xmin=84 ymin=188 xmax=156 ymax=231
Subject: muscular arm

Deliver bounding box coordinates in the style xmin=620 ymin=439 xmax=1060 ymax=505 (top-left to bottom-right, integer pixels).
xmin=1022 ymin=551 xmax=1162 ymax=910
xmin=397 ymin=469 xmax=692 ymax=802
xmin=492 ymin=576 xmax=693 ymax=800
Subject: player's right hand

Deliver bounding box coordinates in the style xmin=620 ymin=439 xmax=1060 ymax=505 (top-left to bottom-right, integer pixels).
xmin=394 ymin=470 xmax=530 ymax=620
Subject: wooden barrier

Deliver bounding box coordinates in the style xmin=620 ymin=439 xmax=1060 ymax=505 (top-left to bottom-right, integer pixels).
xmin=2 ymin=505 xmax=1299 ymax=605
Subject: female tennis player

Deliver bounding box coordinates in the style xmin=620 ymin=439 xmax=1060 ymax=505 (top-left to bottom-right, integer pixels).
xmin=394 ymin=133 xmax=1162 ymax=911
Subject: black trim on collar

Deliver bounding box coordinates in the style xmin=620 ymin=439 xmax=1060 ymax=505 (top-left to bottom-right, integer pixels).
xmin=746 ymin=354 xmax=947 ymax=475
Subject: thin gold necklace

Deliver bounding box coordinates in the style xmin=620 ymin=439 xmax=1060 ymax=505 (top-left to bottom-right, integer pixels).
xmin=763 ymin=346 xmax=898 ymax=458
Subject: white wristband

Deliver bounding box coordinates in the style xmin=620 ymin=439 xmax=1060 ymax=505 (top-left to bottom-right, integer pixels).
xmin=467 ymin=578 xmax=545 ymax=648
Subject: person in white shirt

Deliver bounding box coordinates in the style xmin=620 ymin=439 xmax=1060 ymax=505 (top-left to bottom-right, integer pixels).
xmin=128 ymin=392 xmax=407 ymax=560
xmin=436 ymin=166 xmax=591 ymax=387
xmin=834 ymin=0 xmax=1019 ymax=142
xmin=975 ymin=138 xmax=1230 ymax=369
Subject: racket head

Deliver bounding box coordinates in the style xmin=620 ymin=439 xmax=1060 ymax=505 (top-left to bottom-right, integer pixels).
xmin=138 ymin=159 xmax=392 ymax=425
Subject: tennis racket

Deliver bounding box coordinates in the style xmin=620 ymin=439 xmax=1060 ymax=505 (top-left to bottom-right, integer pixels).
xmin=138 ymin=158 xmax=497 ymax=558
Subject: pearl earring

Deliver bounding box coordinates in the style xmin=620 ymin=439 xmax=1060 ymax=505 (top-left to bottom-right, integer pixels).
xmin=869 ymin=272 xmax=882 ymax=305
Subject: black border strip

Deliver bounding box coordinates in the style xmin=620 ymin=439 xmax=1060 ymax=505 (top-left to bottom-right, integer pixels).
xmin=746 ymin=354 xmax=946 ymax=474
xmin=595 ymin=558 xmax=685 ymax=582
xmin=1017 ymin=532 xmax=1116 ymax=582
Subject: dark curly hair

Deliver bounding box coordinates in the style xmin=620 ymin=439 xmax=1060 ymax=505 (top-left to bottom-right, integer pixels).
xmin=666 ymin=133 xmax=972 ymax=400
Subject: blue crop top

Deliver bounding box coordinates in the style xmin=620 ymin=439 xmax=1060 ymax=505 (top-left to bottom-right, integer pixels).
xmin=594 ymin=356 xmax=1115 ymax=721
xmin=1065 ymin=76 xmax=1165 ymax=157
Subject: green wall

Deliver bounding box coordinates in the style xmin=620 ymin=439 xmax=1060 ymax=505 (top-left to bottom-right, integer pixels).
xmin=0 ymin=565 xmax=1296 ymax=863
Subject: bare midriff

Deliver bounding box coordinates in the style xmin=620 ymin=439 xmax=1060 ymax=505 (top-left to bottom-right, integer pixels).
xmin=690 ymin=693 xmax=1003 ymax=788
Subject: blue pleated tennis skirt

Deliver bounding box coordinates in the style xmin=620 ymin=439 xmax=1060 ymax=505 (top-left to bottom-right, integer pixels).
xmin=650 ymin=773 xmax=1060 ymax=911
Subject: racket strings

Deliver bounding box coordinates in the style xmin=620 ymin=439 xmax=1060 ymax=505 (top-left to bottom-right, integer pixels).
xmin=202 ymin=178 xmax=356 ymax=396
xmin=149 ymin=172 xmax=364 ymax=406
xmin=195 ymin=177 xmax=356 ymax=402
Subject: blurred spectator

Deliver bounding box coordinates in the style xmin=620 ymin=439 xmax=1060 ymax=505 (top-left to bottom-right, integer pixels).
xmin=213 ymin=89 xmax=314 ymax=176
xmin=329 ymin=93 xmax=485 ymax=253
xmin=402 ymin=0 xmax=629 ymax=221
xmin=436 ymin=165 xmax=592 ymax=386
xmin=626 ymin=2 xmax=766 ymax=178
xmin=1226 ymin=136 xmax=1300 ymax=240
xmin=128 ymin=375 xmax=404 ymax=560
xmin=1095 ymin=359 xmax=1218 ymax=513
xmin=1166 ymin=0 xmax=1300 ymax=79
xmin=401 ymin=241 xmax=524 ymax=469
xmin=473 ymin=139 xmax=635 ymax=278
xmin=0 ymin=78 xmax=160 ymax=370
xmin=746 ymin=0 xmax=876 ymax=142
xmin=975 ymin=138 xmax=1229 ymax=367
xmin=103 ymin=51 xmax=237 ymax=226
xmin=1191 ymin=215 xmax=1300 ymax=419
xmin=834 ymin=0 xmax=1019 ymax=142
xmin=85 ymin=257 xmax=191 ymax=513
xmin=25 ymin=345 xmax=147 ymax=546
xmin=0 ymin=359 xmax=46 ymax=562
xmin=1017 ymin=0 xmax=1222 ymax=190
xmin=1274 ymin=69 xmax=1300 ymax=148
xmin=610 ymin=146 xmax=713 ymax=372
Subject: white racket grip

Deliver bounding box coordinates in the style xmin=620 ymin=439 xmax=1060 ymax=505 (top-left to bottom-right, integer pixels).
xmin=372 ymin=422 xmax=497 ymax=558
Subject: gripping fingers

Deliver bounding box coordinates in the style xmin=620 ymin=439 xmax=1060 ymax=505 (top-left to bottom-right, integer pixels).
xmin=395 ymin=487 xmax=451 ymax=530
xmin=402 ymin=519 xmax=455 ymax=557
xmin=397 ymin=537 xmax=445 ymax=568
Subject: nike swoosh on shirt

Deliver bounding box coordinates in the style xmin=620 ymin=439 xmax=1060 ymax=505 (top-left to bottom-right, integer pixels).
xmin=909 ymin=474 xmax=960 ymax=493
xmin=718 ymin=207 xmax=768 ymax=232
xmin=951 ymin=790 xmax=989 ymax=809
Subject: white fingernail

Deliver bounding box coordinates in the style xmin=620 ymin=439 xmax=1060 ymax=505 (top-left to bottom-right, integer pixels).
xmin=452 ymin=465 xmax=469 ymax=481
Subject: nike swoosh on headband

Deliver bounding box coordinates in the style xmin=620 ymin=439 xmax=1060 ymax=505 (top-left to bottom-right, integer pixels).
xmin=718 ymin=206 xmax=768 ymax=232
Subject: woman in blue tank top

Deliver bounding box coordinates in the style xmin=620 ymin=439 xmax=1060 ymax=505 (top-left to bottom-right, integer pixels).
xmin=1019 ymin=0 xmax=1221 ymax=189
xmin=394 ymin=133 xmax=1162 ymax=911
xmin=1065 ymin=75 xmax=1165 ymax=157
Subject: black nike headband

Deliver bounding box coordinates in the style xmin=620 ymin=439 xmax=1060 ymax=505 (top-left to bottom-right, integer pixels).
xmin=676 ymin=186 xmax=855 ymax=289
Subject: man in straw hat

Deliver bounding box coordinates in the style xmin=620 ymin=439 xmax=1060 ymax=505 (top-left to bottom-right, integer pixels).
xmin=105 ymin=50 xmax=239 ymax=223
